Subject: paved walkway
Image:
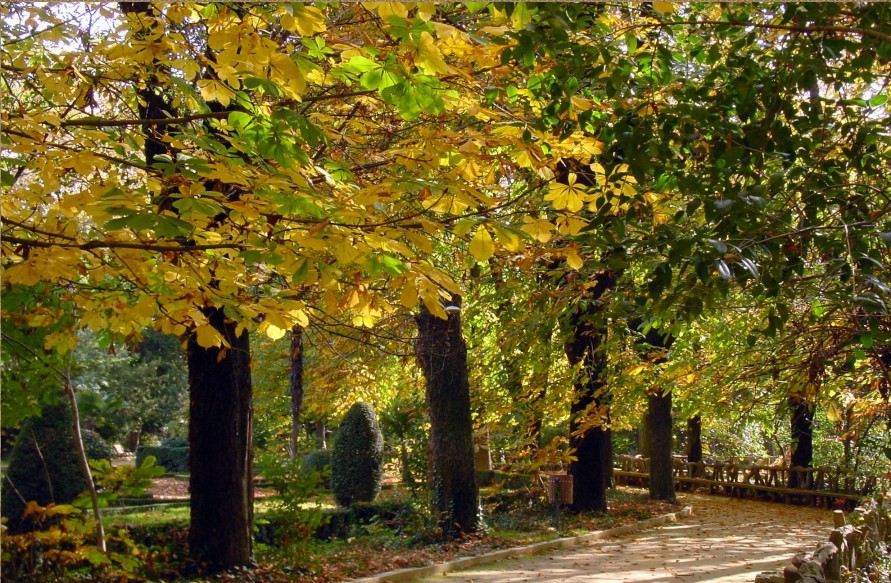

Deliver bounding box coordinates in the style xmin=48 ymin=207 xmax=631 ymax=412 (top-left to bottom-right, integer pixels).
xmin=422 ymin=493 xmax=833 ymax=583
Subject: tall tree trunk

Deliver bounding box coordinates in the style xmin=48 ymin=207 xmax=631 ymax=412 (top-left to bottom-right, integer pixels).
xmin=636 ymin=325 xmax=675 ymax=501
xmin=119 ymin=0 xmax=254 ymax=569
xmin=788 ymin=395 xmax=813 ymax=488
xmin=415 ymin=297 xmax=480 ymax=536
xmin=564 ymin=270 xmax=619 ymax=513
xmin=647 ymin=390 xmax=675 ymax=501
xmin=188 ymin=307 xmax=253 ymax=568
xmin=289 ymin=325 xmax=304 ymax=459
xmin=686 ymin=415 xmax=703 ymax=476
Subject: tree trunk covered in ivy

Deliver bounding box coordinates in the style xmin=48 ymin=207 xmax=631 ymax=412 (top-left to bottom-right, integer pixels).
xmin=289 ymin=325 xmax=304 ymax=459
xmin=187 ymin=307 xmax=253 ymax=568
xmin=415 ymin=297 xmax=480 ymax=536
xmin=564 ymin=270 xmax=619 ymax=513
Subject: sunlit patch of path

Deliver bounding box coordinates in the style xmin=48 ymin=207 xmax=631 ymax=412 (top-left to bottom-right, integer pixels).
xmin=423 ymin=493 xmax=832 ymax=583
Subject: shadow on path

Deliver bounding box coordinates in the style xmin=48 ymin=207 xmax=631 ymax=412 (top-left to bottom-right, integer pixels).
xmin=424 ymin=493 xmax=831 ymax=583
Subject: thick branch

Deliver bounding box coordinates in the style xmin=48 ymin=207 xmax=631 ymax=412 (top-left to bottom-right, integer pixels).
xmin=2 ymin=235 xmax=246 ymax=252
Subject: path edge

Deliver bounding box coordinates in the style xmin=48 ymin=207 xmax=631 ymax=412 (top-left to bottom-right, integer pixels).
xmin=350 ymin=505 xmax=693 ymax=583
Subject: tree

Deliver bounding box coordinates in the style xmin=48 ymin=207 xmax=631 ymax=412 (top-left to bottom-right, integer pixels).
xmin=73 ymin=328 xmax=187 ymax=449
xmin=331 ymin=402 xmax=384 ymax=507
xmin=1 ymin=403 xmax=87 ymax=534
xmin=631 ymin=321 xmax=676 ymax=501
xmin=415 ymin=297 xmax=480 ymax=535
xmin=289 ymin=325 xmax=305 ymax=459
xmin=564 ymin=265 xmax=622 ymax=513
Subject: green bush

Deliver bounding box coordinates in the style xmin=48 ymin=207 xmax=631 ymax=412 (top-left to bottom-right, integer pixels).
xmin=331 ymin=402 xmax=384 ymax=507
xmin=302 ymin=449 xmax=332 ymax=488
xmin=136 ymin=445 xmax=189 ymax=472
xmin=82 ymin=429 xmax=115 ymax=461
xmin=311 ymin=499 xmax=426 ymax=540
xmin=1 ymin=403 xmax=88 ymax=534
xmin=476 ymin=470 xmax=533 ymax=490
xmin=161 ymin=436 xmax=188 ymax=448
xmin=255 ymin=453 xmax=329 ymax=553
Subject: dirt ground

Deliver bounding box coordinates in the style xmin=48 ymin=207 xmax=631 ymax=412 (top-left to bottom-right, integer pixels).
xmin=421 ymin=493 xmax=833 ymax=583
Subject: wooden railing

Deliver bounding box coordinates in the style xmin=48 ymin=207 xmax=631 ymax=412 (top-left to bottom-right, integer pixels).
xmin=614 ymin=455 xmax=878 ymax=509
xmin=756 ymin=498 xmax=890 ymax=583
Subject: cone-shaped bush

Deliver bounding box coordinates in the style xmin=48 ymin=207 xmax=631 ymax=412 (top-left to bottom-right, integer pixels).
xmin=1 ymin=403 xmax=87 ymax=533
xmin=332 ymin=402 xmax=384 ymax=507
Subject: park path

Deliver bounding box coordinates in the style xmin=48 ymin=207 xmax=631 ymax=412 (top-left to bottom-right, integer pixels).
xmin=422 ymin=493 xmax=832 ymax=583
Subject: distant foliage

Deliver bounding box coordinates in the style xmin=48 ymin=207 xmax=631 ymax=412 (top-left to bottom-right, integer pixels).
xmin=302 ymin=449 xmax=333 ymax=488
xmin=1 ymin=404 xmax=88 ymax=534
xmin=82 ymin=429 xmax=115 ymax=461
xmin=332 ymin=403 xmax=384 ymax=507
xmin=136 ymin=445 xmax=189 ymax=473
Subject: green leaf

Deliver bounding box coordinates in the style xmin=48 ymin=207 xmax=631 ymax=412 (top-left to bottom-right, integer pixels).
xmin=104 ymin=214 xmax=158 ymax=231
xmin=868 ymin=93 xmax=887 ymax=107
xmin=707 ymin=238 xmax=727 ymax=254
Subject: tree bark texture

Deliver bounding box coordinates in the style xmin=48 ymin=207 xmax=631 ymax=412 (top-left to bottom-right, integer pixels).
xmin=564 ymin=270 xmax=620 ymax=513
xmin=289 ymin=325 xmax=304 ymax=459
xmin=415 ymin=298 xmax=480 ymax=536
xmin=636 ymin=324 xmax=675 ymax=501
xmin=647 ymin=390 xmax=675 ymax=501
xmin=638 ymin=422 xmax=651 ymax=458
xmin=789 ymin=395 xmax=814 ymax=488
xmin=188 ymin=307 xmax=253 ymax=569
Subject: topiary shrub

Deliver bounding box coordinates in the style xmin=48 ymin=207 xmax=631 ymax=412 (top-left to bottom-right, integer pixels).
xmin=82 ymin=429 xmax=115 ymax=461
xmin=1 ymin=404 xmax=88 ymax=534
xmin=302 ymin=449 xmax=332 ymax=489
xmin=331 ymin=402 xmax=384 ymax=507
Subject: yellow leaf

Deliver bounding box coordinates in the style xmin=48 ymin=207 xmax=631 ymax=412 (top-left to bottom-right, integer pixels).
xmin=195 ymin=324 xmax=223 ymax=348
xmin=400 ymin=278 xmax=419 ymax=309
xmin=545 ymin=173 xmax=588 ymax=212
xmin=366 ymin=2 xmax=410 ymax=20
xmin=4 ymin=261 xmax=43 ymax=286
xmin=566 ymin=250 xmax=584 ymax=271
xmin=197 ymin=79 xmax=235 ymax=107
xmin=492 ymin=223 xmax=525 ymax=252
xmin=412 ymin=31 xmax=449 ymax=75
xmin=469 ymin=226 xmax=495 ymax=262
xmin=261 ymin=322 xmax=287 ymax=341
xmin=290 ymin=309 xmax=310 ymax=328
xmin=453 ymin=218 xmax=475 ymax=237
xmin=417 ymin=2 xmax=436 ymax=21
xmin=570 ymin=96 xmax=593 ymax=111
xmin=652 ymin=2 xmax=675 ymax=15
xmin=289 ymin=5 xmax=327 ymax=36
xmin=269 ymin=53 xmax=306 ymax=98
xmin=520 ymin=218 xmax=554 ymax=243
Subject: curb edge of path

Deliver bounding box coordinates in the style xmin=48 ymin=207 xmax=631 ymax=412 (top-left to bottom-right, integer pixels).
xmin=350 ymin=505 xmax=693 ymax=583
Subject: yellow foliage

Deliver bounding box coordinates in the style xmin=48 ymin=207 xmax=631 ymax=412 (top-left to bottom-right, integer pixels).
xmin=468 ymin=226 xmax=495 ymax=262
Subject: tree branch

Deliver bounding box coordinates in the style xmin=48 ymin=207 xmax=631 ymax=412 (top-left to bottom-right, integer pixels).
xmin=2 ymin=235 xmax=246 ymax=253
xmin=645 ymin=20 xmax=891 ymax=46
